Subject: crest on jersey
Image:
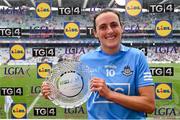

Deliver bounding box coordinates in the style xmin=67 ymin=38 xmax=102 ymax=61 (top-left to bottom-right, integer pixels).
xmin=122 ymin=65 xmax=133 ymax=76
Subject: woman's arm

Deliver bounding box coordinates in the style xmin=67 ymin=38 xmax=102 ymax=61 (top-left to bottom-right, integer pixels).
xmin=91 ymin=78 xmax=155 ymax=113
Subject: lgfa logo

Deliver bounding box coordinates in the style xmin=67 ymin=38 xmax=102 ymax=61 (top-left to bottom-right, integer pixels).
xmin=35 ymin=2 xmax=51 ymax=19
xmin=10 ymin=44 xmax=25 ymax=60
xmin=155 ymin=20 xmax=172 ymax=37
xmin=155 ymin=83 xmax=172 ymax=100
xmin=64 ymin=22 xmax=80 ymax=39
xmin=125 ymin=0 xmax=142 ymax=16
xmin=11 ymin=103 xmax=27 ymax=119
xmin=37 ymin=63 xmax=52 ymax=78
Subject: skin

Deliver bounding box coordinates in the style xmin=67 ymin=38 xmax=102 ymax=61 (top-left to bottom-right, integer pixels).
xmin=91 ymin=12 xmax=155 ymax=113
xmin=41 ymin=11 xmax=155 ymax=114
xmin=93 ymin=12 xmax=123 ymax=55
xmin=41 ymin=82 xmax=51 ymax=99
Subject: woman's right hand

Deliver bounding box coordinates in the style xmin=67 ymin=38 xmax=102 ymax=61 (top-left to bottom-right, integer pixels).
xmin=41 ymin=82 xmax=51 ymax=99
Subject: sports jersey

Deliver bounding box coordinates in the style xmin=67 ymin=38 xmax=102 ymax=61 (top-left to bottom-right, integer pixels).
xmin=80 ymin=44 xmax=154 ymax=119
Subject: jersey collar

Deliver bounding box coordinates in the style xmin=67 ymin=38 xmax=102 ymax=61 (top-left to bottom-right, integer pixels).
xmin=96 ymin=44 xmax=129 ymax=52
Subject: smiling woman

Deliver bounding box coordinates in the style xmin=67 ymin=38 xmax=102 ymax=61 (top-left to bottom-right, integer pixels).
xmin=93 ymin=10 xmax=123 ymax=55
xmin=79 ymin=8 xmax=155 ymax=119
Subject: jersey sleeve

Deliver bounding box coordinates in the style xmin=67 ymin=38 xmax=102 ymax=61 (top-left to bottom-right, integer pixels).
xmin=135 ymin=51 xmax=154 ymax=88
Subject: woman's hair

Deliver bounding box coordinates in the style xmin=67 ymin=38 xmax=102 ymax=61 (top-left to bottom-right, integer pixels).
xmin=93 ymin=8 xmax=123 ymax=30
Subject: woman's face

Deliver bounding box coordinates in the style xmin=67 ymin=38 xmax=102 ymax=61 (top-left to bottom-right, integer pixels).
xmin=94 ymin=12 xmax=123 ymax=52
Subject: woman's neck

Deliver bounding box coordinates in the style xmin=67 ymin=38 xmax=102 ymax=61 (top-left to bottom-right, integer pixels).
xmin=101 ymin=45 xmax=121 ymax=55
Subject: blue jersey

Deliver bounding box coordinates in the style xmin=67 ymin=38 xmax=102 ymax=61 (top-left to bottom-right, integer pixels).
xmin=80 ymin=44 xmax=154 ymax=119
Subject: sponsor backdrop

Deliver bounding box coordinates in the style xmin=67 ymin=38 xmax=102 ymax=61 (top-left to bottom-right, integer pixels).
xmin=0 ymin=0 xmax=180 ymax=119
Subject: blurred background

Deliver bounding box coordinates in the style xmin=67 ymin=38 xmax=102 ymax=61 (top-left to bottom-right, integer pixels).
xmin=0 ymin=0 xmax=180 ymax=119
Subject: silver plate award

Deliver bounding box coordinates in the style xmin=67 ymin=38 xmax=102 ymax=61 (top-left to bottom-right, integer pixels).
xmin=46 ymin=60 xmax=92 ymax=108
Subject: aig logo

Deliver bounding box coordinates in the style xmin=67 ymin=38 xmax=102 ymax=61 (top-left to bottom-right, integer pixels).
xmin=93 ymin=83 xmax=130 ymax=103
xmin=11 ymin=103 xmax=27 ymax=119
xmin=9 ymin=44 xmax=25 ymax=60
xmin=35 ymin=2 xmax=51 ymax=19
xmin=155 ymin=83 xmax=172 ymax=100
xmin=64 ymin=22 xmax=80 ymax=39
xmin=37 ymin=63 xmax=52 ymax=79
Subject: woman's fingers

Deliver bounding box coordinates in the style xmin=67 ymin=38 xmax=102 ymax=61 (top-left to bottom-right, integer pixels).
xmin=41 ymin=82 xmax=51 ymax=99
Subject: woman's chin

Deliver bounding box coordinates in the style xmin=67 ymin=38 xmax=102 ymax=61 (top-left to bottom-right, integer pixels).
xmin=107 ymin=43 xmax=119 ymax=49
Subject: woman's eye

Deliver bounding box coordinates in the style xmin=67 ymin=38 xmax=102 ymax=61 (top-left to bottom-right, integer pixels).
xmin=111 ymin=23 xmax=119 ymax=28
xmin=99 ymin=25 xmax=107 ymax=30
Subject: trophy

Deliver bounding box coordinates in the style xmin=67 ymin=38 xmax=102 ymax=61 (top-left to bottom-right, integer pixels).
xmin=27 ymin=59 xmax=92 ymax=114
xmin=47 ymin=60 xmax=92 ymax=108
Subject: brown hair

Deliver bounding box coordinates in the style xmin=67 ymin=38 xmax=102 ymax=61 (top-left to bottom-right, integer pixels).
xmin=93 ymin=8 xmax=123 ymax=30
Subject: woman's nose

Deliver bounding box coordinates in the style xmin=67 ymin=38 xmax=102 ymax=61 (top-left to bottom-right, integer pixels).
xmin=106 ymin=25 xmax=113 ymax=33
